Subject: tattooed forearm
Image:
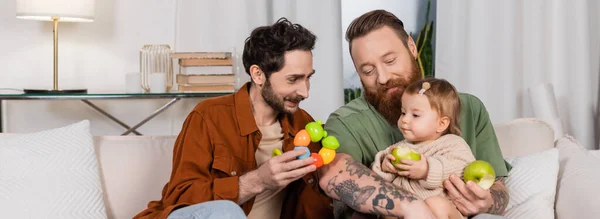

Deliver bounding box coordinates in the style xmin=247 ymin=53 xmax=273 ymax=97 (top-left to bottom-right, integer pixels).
xmin=320 ymin=154 xmax=423 ymax=217
xmin=487 ymin=177 xmax=509 ymax=215
xmin=345 ymin=156 xmax=373 ymax=178
xmin=327 ymin=175 xmax=398 ymax=217
xmin=326 ymin=176 xmax=376 ymax=210
xmin=376 ymin=180 xmax=418 ymax=203
xmin=344 ymin=156 xmax=417 ymax=203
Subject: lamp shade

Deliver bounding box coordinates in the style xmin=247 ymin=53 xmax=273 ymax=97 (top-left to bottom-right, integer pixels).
xmin=16 ymin=0 xmax=95 ymax=22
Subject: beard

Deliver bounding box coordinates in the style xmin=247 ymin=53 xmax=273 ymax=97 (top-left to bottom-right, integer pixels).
xmin=261 ymin=79 xmax=304 ymax=116
xmin=363 ymin=58 xmax=422 ymax=125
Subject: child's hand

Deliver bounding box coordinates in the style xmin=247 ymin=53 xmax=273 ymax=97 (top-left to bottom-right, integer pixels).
xmin=381 ymin=154 xmax=398 ymax=174
xmin=395 ymin=154 xmax=428 ymax=180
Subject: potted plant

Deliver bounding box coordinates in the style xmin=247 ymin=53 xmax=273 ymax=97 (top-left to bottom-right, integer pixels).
xmin=415 ymin=0 xmax=435 ymax=78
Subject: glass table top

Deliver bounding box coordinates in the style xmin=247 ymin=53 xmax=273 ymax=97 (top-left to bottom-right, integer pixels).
xmin=0 ymin=90 xmax=234 ymax=100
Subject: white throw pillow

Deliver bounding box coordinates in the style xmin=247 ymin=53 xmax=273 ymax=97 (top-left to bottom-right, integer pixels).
xmin=0 ymin=120 xmax=107 ymax=219
xmin=503 ymin=148 xmax=559 ymax=219
xmin=554 ymin=136 xmax=600 ymax=219
xmin=589 ymin=149 xmax=600 ymax=159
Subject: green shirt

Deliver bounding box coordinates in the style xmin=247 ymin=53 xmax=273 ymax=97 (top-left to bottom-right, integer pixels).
xmin=325 ymin=94 xmax=511 ymax=177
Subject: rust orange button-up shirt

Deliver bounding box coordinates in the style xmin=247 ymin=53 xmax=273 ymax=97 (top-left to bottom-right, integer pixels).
xmin=134 ymin=82 xmax=334 ymax=219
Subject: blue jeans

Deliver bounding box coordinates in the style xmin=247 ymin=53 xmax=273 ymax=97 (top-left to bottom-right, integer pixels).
xmin=167 ymin=200 xmax=247 ymax=219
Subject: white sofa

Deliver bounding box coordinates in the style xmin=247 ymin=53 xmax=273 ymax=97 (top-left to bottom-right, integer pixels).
xmin=1 ymin=118 xmax=599 ymax=219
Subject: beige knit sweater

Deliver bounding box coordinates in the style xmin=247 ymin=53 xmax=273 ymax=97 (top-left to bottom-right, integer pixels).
xmin=371 ymin=134 xmax=476 ymax=200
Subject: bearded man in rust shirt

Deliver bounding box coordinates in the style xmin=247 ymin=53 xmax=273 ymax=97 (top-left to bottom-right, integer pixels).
xmin=135 ymin=17 xmax=436 ymax=219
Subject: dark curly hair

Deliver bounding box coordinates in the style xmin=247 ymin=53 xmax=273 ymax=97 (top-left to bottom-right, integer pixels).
xmin=242 ymin=17 xmax=317 ymax=80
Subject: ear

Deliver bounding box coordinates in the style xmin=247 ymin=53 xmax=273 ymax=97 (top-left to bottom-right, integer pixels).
xmin=249 ymin=65 xmax=266 ymax=86
xmin=436 ymin=116 xmax=450 ymax=134
xmin=407 ymin=36 xmax=418 ymax=58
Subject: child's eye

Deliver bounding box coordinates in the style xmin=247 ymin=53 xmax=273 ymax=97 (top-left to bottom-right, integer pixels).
xmin=400 ymin=112 xmax=406 ymax=115
xmin=413 ymin=114 xmax=420 ymax=118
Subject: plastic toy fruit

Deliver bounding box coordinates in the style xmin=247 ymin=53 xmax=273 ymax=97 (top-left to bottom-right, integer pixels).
xmin=321 ymin=136 xmax=340 ymax=150
xmin=391 ymin=147 xmax=421 ymax=165
xmin=311 ymin=153 xmax=324 ymax=168
xmin=290 ymin=121 xmax=340 ymax=167
xmin=294 ymin=146 xmax=310 ymax=159
xmin=318 ymin=148 xmax=336 ymax=165
xmin=294 ymin=130 xmax=311 ymax=147
xmin=271 ymin=148 xmax=282 ymax=157
xmin=463 ymin=160 xmax=496 ymax=190
xmin=305 ymin=120 xmax=327 ymax=142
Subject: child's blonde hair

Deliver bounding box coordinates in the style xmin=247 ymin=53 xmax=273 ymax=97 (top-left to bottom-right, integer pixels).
xmin=404 ymin=78 xmax=461 ymax=136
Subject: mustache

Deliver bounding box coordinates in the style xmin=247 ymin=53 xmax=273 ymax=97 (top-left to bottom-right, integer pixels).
xmin=284 ymin=95 xmax=304 ymax=103
xmin=378 ymin=78 xmax=410 ymax=92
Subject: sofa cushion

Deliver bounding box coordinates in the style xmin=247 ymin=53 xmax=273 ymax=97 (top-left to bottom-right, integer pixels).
xmin=493 ymin=118 xmax=555 ymax=158
xmin=94 ymin=136 xmax=175 ymax=219
xmin=503 ymin=148 xmax=559 ymax=219
xmin=0 ymin=120 xmax=108 ymax=219
xmin=555 ymin=136 xmax=600 ymax=219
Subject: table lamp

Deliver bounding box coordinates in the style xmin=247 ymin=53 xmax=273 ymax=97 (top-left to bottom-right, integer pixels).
xmin=16 ymin=0 xmax=96 ymax=94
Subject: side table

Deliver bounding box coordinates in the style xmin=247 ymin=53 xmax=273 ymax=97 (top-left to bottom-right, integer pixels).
xmin=0 ymin=91 xmax=232 ymax=135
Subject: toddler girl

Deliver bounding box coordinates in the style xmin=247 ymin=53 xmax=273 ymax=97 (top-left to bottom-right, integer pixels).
xmin=371 ymin=78 xmax=475 ymax=219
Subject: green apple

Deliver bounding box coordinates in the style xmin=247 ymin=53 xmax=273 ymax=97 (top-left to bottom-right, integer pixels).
xmin=463 ymin=160 xmax=496 ymax=190
xmin=321 ymin=136 xmax=340 ymax=150
xmin=391 ymin=147 xmax=421 ymax=165
xmin=305 ymin=120 xmax=327 ymax=142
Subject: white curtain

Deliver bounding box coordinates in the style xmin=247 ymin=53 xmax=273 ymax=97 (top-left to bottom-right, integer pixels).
xmin=436 ymin=0 xmax=600 ymax=149
xmin=174 ymin=0 xmax=344 ymax=122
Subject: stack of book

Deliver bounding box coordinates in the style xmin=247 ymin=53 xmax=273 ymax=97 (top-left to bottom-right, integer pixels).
xmin=170 ymin=52 xmax=235 ymax=92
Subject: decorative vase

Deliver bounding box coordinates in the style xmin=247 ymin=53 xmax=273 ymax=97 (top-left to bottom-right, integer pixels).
xmin=139 ymin=45 xmax=173 ymax=93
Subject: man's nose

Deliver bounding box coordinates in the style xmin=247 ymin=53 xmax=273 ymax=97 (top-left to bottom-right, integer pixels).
xmin=376 ymin=66 xmax=391 ymax=85
xmin=297 ymin=82 xmax=309 ymax=99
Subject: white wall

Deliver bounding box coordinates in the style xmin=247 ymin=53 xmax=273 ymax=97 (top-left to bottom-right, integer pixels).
xmin=1 ymin=0 xmax=184 ymax=136
xmin=435 ymin=0 xmax=600 ymax=149
xmin=173 ymin=0 xmax=344 ymax=124
xmin=341 ymin=0 xmax=437 ymax=89
xmin=0 ymin=0 xmax=343 ymax=135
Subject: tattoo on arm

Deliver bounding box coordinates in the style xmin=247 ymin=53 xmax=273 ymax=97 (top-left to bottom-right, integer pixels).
xmin=487 ymin=177 xmax=509 ymax=215
xmin=345 ymin=156 xmax=373 ymax=178
xmin=324 ymin=156 xmax=419 ymax=217
xmin=326 ymin=176 xmax=376 ymax=210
